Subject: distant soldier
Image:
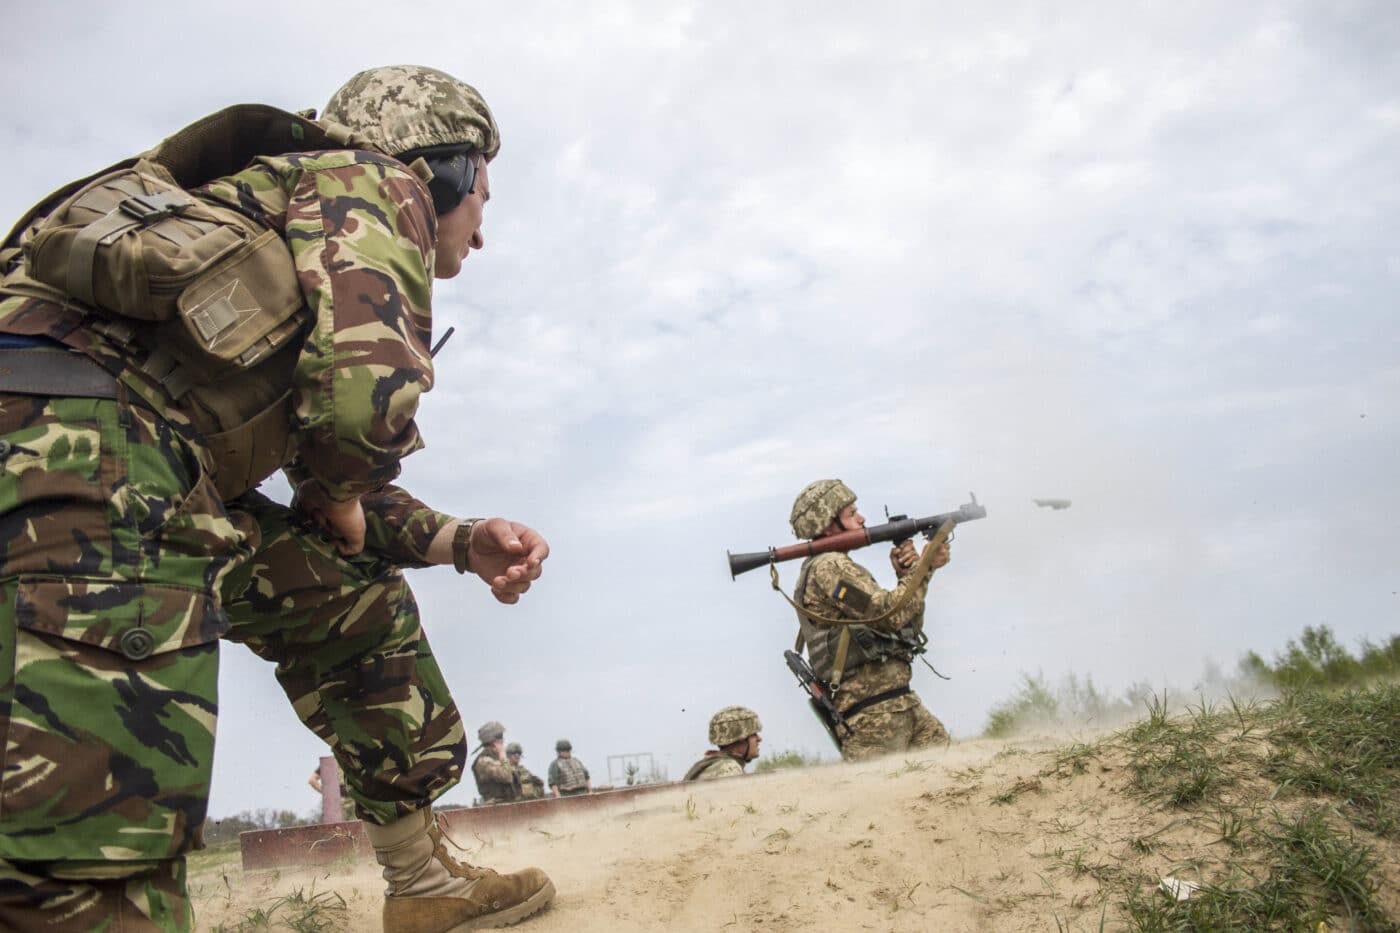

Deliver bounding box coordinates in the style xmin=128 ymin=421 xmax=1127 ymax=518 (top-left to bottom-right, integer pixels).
xmin=507 ymin=743 xmax=546 ymax=799
xmin=684 ymin=706 xmax=763 ymax=781
xmin=547 ymin=739 xmax=592 ymax=797
xmin=471 ymin=721 xmax=521 ymax=805
xmin=790 ymin=479 xmax=952 ymax=761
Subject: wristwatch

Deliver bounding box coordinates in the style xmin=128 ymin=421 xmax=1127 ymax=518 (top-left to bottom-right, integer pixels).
xmin=452 ymin=519 xmax=483 ymax=574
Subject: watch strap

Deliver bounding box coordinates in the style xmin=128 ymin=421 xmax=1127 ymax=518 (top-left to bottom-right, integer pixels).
xmin=452 ymin=518 xmax=483 ymax=574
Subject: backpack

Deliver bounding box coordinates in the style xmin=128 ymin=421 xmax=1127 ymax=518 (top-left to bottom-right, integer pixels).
xmin=0 ymin=104 xmax=376 ymax=395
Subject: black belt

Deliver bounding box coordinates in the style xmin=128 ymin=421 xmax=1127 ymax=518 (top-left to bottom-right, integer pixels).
xmin=841 ymin=686 xmax=912 ymax=720
xmin=0 ymin=344 xmax=118 ymax=399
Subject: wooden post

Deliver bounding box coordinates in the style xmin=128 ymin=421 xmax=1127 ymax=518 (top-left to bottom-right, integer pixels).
xmin=318 ymin=755 xmax=343 ymax=824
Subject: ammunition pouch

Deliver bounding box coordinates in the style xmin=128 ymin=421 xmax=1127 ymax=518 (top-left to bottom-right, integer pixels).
xmin=9 ymin=161 xmax=306 ymax=395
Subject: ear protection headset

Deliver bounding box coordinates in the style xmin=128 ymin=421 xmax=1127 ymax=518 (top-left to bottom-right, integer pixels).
xmin=403 ymin=144 xmax=479 ymax=216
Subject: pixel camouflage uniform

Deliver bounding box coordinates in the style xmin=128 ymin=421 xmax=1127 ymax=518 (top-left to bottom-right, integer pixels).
xmin=791 ymin=480 xmax=950 ymax=762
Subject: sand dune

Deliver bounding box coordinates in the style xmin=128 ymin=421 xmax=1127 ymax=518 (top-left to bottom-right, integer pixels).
xmin=189 ymin=727 xmax=1398 ymax=931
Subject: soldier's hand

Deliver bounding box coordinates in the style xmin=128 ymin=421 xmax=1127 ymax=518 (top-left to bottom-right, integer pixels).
xmin=294 ymin=481 xmax=367 ymax=556
xmin=469 ymin=518 xmax=549 ymax=604
xmin=928 ymin=539 xmax=951 ymax=570
xmin=890 ymin=540 xmax=919 ymax=576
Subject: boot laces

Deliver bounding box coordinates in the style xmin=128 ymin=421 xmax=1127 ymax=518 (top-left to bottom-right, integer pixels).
xmin=430 ymin=812 xmax=499 ymax=880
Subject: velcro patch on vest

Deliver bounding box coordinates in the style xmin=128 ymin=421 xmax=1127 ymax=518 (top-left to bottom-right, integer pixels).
xmin=831 ymin=579 xmax=872 ymax=613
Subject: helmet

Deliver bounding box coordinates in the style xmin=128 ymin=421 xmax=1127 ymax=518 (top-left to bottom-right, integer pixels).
xmin=321 ymin=64 xmax=501 ymax=160
xmin=477 ymin=720 xmax=505 ymax=743
xmin=505 ymin=742 xmax=522 ymax=755
xmin=709 ymin=706 xmax=762 ymax=746
xmin=790 ymin=479 xmax=856 ymax=539
xmin=555 ymin=738 xmax=572 ymax=752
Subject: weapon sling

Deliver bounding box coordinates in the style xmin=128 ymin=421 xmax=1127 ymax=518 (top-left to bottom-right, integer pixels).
xmin=777 ymin=518 xmax=955 ymax=690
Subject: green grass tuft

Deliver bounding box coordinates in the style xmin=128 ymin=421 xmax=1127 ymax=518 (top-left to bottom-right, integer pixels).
xmin=753 ymin=748 xmax=822 ymax=772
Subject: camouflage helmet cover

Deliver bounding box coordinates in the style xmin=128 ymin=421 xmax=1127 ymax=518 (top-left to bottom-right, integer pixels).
xmin=320 ymin=64 xmax=501 ymax=160
xmin=477 ymin=720 xmax=505 ymax=743
xmin=555 ymin=738 xmax=572 ymax=751
xmin=709 ymin=705 xmax=763 ymax=746
xmin=790 ymin=479 xmax=856 ymax=539
xmin=505 ymin=742 xmax=523 ymax=755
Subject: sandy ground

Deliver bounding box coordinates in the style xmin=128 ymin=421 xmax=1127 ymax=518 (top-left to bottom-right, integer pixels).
xmin=187 ymin=729 xmax=1400 ymax=932
xmin=191 ymin=732 xmax=1120 ymax=931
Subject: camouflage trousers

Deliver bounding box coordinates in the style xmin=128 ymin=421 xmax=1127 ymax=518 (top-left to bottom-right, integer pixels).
xmin=0 ymin=388 xmax=465 ymax=930
xmin=839 ymin=692 xmax=949 ymax=762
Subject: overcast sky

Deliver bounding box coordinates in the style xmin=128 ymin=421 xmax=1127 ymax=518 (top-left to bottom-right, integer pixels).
xmin=3 ymin=1 xmax=1396 ymax=818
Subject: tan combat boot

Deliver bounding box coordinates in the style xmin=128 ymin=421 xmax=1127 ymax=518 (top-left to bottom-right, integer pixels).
xmin=365 ymin=807 xmax=555 ymax=931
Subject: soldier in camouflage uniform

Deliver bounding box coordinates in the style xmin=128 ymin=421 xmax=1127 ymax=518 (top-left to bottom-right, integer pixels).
xmin=684 ymin=706 xmax=763 ymax=781
xmin=471 ymin=721 xmax=521 ymax=805
xmin=507 ymin=742 xmax=547 ymax=799
xmin=547 ymin=739 xmax=592 ymax=797
xmin=790 ymin=479 xmax=952 ymax=762
xmin=0 ymin=66 xmax=555 ymax=931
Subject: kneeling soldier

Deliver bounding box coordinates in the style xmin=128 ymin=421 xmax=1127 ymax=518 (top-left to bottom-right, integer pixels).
xmin=684 ymin=706 xmax=763 ymax=781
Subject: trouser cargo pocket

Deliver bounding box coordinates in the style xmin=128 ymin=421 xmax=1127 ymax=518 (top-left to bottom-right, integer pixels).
xmin=0 ymin=576 xmax=226 ymax=865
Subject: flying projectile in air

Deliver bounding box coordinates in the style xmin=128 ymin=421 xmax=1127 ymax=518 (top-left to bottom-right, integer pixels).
xmin=1033 ymin=498 xmax=1072 ymax=510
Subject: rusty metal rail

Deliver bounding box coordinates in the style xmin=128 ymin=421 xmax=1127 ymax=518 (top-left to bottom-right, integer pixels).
xmin=238 ymin=781 xmax=684 ymax=870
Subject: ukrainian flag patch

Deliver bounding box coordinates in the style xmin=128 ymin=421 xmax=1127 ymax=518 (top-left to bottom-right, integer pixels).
xmin=830 ymin=579 xmax=872 ymax=612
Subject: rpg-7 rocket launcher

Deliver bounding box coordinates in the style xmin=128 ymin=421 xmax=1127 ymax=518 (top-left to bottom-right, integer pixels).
xmin=727 ymin=493 xmax=987 ymax=578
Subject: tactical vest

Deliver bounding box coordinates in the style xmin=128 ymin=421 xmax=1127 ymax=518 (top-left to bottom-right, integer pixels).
xmin=0 ymin=105 xmax=390 ymax=499
xmin=682 ymin=753 xmax=746 ymax=782
xmin=794 ymin=557 xmax=927 ymax=685
xmin=550 ymin=757 xmax=589 ymax=791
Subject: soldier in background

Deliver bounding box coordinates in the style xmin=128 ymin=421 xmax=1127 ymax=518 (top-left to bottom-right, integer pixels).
xmin=790 ymin=479 xmax=952 ymax=761
xmin=508 ymin=743 xmax=546 ymax=799
xmin=547 ymin=739 xmax=592 ymax=797
xmin=684 ymin=707 xmax=763 ymax=781
xmin=471 ymin=721 xmax=521 ymax=805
